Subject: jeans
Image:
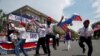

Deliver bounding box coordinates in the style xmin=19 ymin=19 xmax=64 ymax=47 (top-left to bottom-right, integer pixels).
xmin=15 ymin=39 xmax=28 ymax=56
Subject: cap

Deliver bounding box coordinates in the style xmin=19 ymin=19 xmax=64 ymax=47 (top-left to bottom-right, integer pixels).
xmin=47 ymin=17 xmax=53 ymax=22
xmin=20 ymin=22 xmax=26 ymax=27
xmin=83 ymin=20 xmax=90 ymax=24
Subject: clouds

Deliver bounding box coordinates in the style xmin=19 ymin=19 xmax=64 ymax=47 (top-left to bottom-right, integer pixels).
xmin=0 ymin=0 xmax=74 ymax=21
xmin=1 ymin=0 xmax=98 ymax=32
xmin=30 ymin=0 xmax=74 ymax=21
xmin=92 ymin=0 xmax=100 ymax=19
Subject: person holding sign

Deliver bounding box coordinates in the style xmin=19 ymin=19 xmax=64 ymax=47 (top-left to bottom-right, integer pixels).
xmin=35 ymin=25 xmax=47 ymax=55
xmin=32 ymin=16 xmax=64 ymax=56
xmin=32 ymin=20 xmax=47 ymax=55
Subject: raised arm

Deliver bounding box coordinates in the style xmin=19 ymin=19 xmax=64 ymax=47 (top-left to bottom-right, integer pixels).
xmin=57 ymin=16 xmax=64 ymax=25
xmin=31 ymin=19 xmax=42 ymax=28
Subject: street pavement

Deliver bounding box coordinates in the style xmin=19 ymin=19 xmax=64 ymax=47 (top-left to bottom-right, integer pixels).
xmin=0 ymin=40 xmax=100 ymax=56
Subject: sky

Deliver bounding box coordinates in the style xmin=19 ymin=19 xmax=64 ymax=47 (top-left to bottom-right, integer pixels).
xmin=0 ymin=0 xmax=100 ymax=32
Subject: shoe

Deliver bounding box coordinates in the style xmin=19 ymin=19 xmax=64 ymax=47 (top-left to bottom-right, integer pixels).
xmin=53 ymin=47 xmax=57 ymax=50
xmin=88 ymin=54 xmax=91 ymax=56
xmin=48 ymin=53 xmax=51 ymax=56
xmin=44 ymin=53 xmax=48 ymax=56
xmin=35 ymin=53 xmax=40 ymax=55
xmin=34 ymin=54 xmax=39 ymax=56
xmin=44 ymin=53 xmax=48 ymax=55
xmin=83 ymin=48 xmax=86 ymax=54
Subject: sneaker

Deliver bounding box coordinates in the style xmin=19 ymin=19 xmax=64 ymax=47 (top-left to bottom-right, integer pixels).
xmin=83 ymin=48 xmax=86 ymax=54
xmin=34 ymin=54 xmax=39 ymax=56
xmin=44 ymin=53 xmax=48 ymax=56
xmin=53 ymin=47 xmax=57 ymax=50
xmin=48 ymin=53 xmax=51 ymax=56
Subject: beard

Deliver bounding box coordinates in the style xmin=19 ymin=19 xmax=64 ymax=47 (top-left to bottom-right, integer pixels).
xmin=47 ymin=21 xmax=51 ymax=27
xmin=84 ymin=25 xmax=89 ymax=28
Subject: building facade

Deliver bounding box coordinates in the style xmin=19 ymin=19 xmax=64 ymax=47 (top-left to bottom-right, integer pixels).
xmin=8 ymin=5 xmax=57 ymax=24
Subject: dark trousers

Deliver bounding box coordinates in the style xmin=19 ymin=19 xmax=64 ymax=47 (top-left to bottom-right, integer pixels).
xmin=45 ymin=34 xmax=56 ymax=54
xmin=7 ymin=30 xmax=15 ymax=41
xmin=56 ymin=38 xmax=59 ymax=46
xmin=36 ymin=37 xmax=47 ymax=54
xmin=79 ymin=36 xmax=93 ymax=56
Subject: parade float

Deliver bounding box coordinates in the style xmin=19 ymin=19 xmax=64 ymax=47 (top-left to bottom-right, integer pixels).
xmin=0 ymin=5 xmax=57 ymax=55
xmin=0 ymin=32 xmax=38 ymax=54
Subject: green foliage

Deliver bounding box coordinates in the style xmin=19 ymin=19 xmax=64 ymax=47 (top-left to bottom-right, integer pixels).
xmin=0 ymin=9 xmax=7 ymax=32
xmin=0 ymin=24 xmax=4 ymax=32
xmin=91 ymin=21 xmax=100 ymax=39
xmin=53 ymin=25 xmax=79 ymax=40
xmin=91 ymin=21 xmax=100 ymax=29
xmin=70 ymin=29 xmax=79 ymax=39
xmin=53 ymin=25 xmax=65 ymax=35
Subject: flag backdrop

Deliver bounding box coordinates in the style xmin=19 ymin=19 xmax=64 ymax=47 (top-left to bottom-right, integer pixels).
xmin=8 ymin=13 xmax=37 ymax=23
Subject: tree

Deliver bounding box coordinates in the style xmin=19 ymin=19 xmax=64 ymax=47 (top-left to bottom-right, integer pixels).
xmin=91 ymin=21 xmax=100 ymax=29
xmin=0 ymin=9 xmax=7 ymax=32
xmin=91 ymin=21 xmax=100 ymax=39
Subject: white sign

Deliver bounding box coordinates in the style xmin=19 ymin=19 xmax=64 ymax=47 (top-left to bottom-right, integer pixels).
xmin=25 ymin=32 xmax=39 ymax=42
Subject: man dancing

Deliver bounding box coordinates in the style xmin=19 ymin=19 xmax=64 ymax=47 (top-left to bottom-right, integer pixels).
xmin=78 ymin=20 xmax=93 ymax=56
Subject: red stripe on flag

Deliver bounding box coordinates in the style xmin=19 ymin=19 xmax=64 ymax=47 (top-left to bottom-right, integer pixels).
xmin=61 ymin=25 xmax=66 ymax=31
xmin=73 ymin=15 xmax=82 ymax=21
xmin=61 ymin=24 xmax=68 ymax=31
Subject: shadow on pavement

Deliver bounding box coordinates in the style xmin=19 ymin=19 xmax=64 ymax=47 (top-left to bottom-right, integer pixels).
xmin=33 ymin=53 xmax=46 ymax=56
xmin=62 ymin=49 xmax=68 ymax=51
xmin=72 ymin=55 xmax=87 ymax=56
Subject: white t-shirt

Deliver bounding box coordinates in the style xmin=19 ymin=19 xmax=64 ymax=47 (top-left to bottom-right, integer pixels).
xmin=10 ymin=33 xmax=17 ymax=40
xmin=15 ymin=27 xmax=27 ymax=39
xmin=46 ymin=27 xmax=54 ymax=34
xmin=38 ymin=28 xmax=46 ymax=38
xmin=78 ymin=27 xmax=93 ymax=38
xmin=9 ymin=23 xmax=15 ymax=30
xmin=56 ymin=34 xmax=59 ymax=38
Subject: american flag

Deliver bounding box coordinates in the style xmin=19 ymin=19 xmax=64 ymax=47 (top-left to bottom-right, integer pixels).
xmin=58 ymin=15 xmax=82 ymax=31
xmin=72 ymin=15 xmax=82 ymax=21
xmin=59 ymin=22 xmax=69 ymax=31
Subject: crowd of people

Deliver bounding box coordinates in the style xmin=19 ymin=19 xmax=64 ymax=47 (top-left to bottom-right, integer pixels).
xmin=6 ymin=16 xmax=94 ymax=56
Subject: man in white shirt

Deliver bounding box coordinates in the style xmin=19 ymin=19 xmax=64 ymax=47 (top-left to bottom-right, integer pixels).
xmin=35 ymin=25 xmax=47 ymax=55
xmin=78 ymin=20 xmax=93 ymax=56
xmin=45 ymin=18 xmax=57 ymax=56
xmin=12 ymin=22 xmax=28 ymax=56
xmin=33 ymin=16 xmax=64 ymax=56
xmin=32 ymin=20 xmax=47 ymax=55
